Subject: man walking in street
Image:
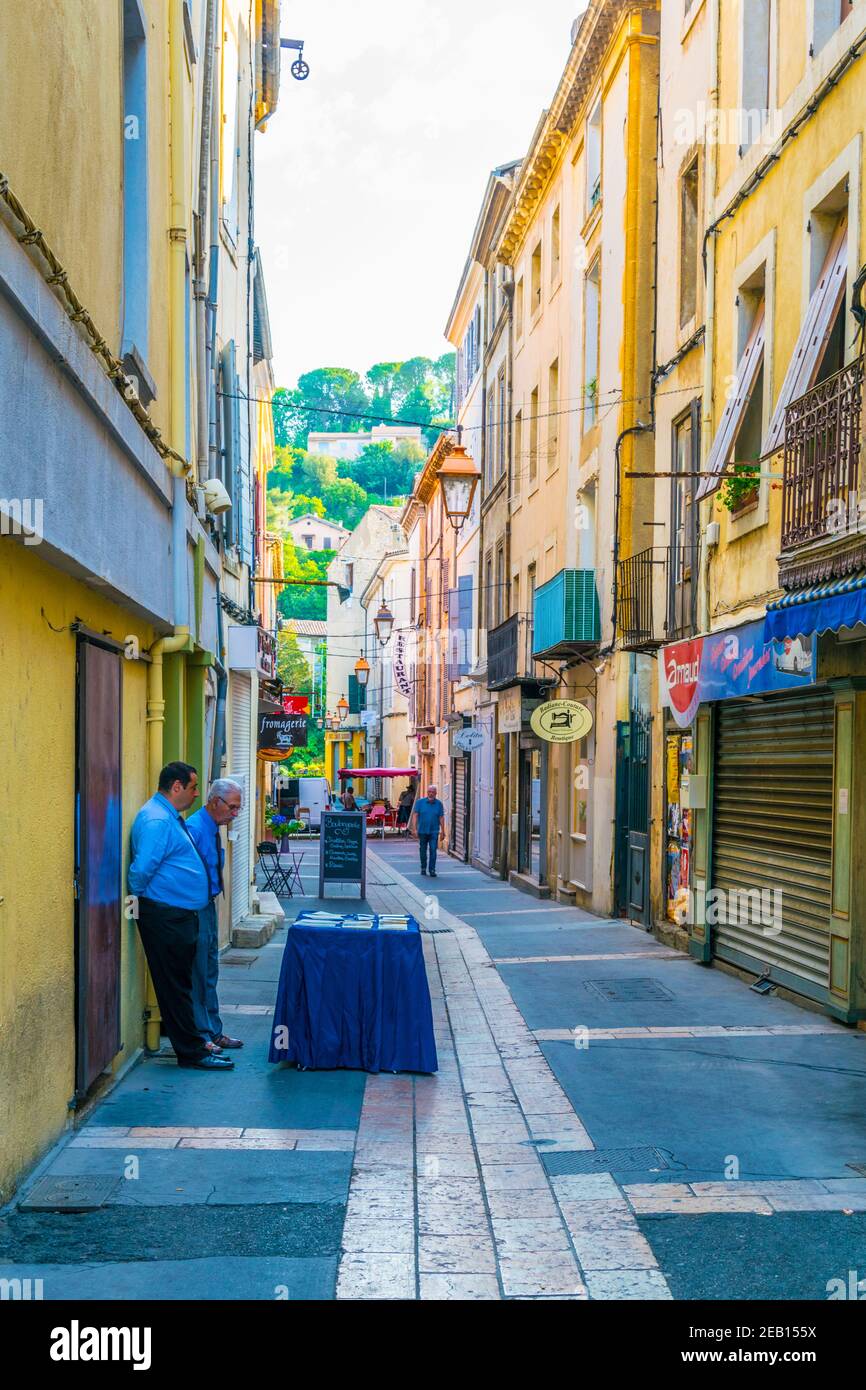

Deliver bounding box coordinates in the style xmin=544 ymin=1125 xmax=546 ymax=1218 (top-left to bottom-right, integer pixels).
xmin=411 ymin=783 xmax=447 ymax=877
xmin=129 ymin=762 xmax=234 ymax=1071
xmin=186 ymin=779 xmax=245 ymax=1052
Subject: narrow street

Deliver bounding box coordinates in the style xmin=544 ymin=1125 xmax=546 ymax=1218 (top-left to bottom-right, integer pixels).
xmin=5 ymin=843 xmax=865 ymax=1302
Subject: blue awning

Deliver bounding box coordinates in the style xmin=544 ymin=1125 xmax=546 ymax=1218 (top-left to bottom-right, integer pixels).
xmin=764 ymin=572 xmax=866 ymax=640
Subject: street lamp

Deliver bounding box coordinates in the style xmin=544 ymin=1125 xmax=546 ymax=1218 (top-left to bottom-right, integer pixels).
xmin=437 ymin=436 xmax=480 ymax=530
xmin=373 ymin=602 xmax=394 ymax=646
xmin=354 ymin=654 xmax=370 ymax=688
xmin=337 ymin=695 xmax=349 ymax=723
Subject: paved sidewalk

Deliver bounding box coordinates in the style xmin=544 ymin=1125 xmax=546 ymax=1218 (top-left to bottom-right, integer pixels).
xmin=4 ymin=838 xmax=866 ymax=1300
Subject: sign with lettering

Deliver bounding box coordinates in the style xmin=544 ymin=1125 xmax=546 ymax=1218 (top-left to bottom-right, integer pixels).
xmin=660 ymin=619 xmax=817 ymax=729
xmin=282 ymin=694 xmax=310 ymax=715
xmin=258 ymin=711 xmax=308 ymax=751
xmin=454 ymin=727 xmax=485 ymax=752
xmin=318 ymin=811 xmax=366 ymax=898
xmin=530 ymin=700 xmax=594 ymax=743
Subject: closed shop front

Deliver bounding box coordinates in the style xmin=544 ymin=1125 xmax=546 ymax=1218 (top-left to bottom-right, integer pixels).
xmin=452 ymin=754 xmax=469 ymax=861
xmin=712 ymin=689 xmax=834 ymax=997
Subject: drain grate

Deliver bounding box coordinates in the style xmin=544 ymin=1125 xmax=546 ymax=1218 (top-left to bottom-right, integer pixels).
xmin=19 ymin=1174 xmax=120 ymax=1212
xmin=540 ymin=1145 xmax=674 ymax=1176
xmin=585 ymin=977 xmax=674 ymax=1003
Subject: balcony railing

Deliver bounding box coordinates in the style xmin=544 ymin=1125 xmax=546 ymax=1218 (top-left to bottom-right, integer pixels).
xmin=781 ymin=358 xmax=863 ymax=549
xmin=532 ymin=569 xmax=600 ymax=658
xmin=617 ymin=547 xmax=699 ymax=648
xmin=487 ymin=613 xmax=521 ymax=688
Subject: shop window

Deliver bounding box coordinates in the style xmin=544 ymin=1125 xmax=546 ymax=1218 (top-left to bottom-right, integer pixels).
xmin=679 ymin=158 xmax=699 ymax=327
xmin=571 ymin=739 xmax=589 ymax=839
xmin=665 ymin=730 xmax=693 ymax=922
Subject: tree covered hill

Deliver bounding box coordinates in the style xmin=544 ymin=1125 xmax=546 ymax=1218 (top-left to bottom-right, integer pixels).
xmin=267 ymin=355 xmax=454 ymax=620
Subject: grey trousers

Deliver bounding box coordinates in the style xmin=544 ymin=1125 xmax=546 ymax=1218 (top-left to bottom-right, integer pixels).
xmin=192 ymin=898 xmax=223 ymax=1041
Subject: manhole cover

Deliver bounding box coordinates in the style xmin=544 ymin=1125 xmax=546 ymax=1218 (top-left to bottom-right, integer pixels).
xmin=19 ymin=1174 xmax=120 ymax=1212
xmin=540 ymin=1146 xmax=674 ymax=1176
xmin=585 ymin=977 xmax=674 ymax=1003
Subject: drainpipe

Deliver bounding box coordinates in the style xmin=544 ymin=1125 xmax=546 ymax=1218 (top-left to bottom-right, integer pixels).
xmin=195 ymin=0 xmax=217 ymax=484
xmin=698 ymin=0 xmax=721 ymax=635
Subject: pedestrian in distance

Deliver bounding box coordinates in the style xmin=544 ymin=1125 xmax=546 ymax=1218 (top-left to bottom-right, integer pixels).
xmin=411 ymin=783 xmax=447 ymax=877
xmin=396 ymin=781 xmax=416 ymax=833
xmin=128 ymin=761 xmax=234 ymax=1071
xmin=341 ymin=784 xmax=358 ymax=811
xmin=186 ymin=779 xmax=245 ymax=1052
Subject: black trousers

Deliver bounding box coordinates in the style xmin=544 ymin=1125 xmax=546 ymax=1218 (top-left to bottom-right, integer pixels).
xmin=137 ymin=898 xmax=208 ymax=1064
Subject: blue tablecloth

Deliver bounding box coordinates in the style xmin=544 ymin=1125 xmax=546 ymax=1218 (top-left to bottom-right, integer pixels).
xmin=268 ymin=913 xmax=438 ymax=1073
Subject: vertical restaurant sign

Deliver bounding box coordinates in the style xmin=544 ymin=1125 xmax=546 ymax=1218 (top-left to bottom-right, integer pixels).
xmin=659 ymin=619 xmax=817 ymax=728
xmin=393 ymin=633 xmax=413 ymax=698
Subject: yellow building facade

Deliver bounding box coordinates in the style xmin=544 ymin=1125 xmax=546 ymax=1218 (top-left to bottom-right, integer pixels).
xmin=489 ymin=0 xmax=660 ymax=914
xmin=655 ymin=0 xmax=866 ymax=1017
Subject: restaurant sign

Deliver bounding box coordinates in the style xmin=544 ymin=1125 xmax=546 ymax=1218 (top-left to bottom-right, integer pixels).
xmin=660 ymin=619 xmax=817 ymax=729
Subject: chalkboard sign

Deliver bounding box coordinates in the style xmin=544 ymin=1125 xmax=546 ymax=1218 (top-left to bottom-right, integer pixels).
xmin=318 ymin=811 xmax=366 ymax=898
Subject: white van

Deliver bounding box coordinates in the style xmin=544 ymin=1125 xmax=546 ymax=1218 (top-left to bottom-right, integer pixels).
xmin=280 ymin=776 xmax=333 ymax=829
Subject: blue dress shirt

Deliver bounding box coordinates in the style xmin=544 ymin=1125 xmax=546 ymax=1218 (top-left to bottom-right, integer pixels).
xmin=128 ymin=794 xmax=210 ymax=910
xmin=186 ymin=806 xmax=225 ymax=901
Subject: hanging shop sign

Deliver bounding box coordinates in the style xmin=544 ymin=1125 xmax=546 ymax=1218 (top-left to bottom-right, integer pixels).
xmin=454 ymin=727 xmax=485 ymax=753
xmin=659 ymin=618 xmax=817 ymax=729
xmin=530 ymin=699 xmax=594 ymax=743
xmin=393 ymin=634 xmax=413 ymax=698
xmin=282 ymin=694 xmax=310 ymax=715
xmin=257 ymin=710 xmax=308 ymax=752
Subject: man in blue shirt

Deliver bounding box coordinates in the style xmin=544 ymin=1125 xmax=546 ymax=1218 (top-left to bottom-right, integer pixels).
xmin=129 ymin=762 xmax=233 ymax=1071
xmin=411 ymin=784 xmax=447 ymax=877
xmin=187 ymin=779 xmax=244 ymax=1052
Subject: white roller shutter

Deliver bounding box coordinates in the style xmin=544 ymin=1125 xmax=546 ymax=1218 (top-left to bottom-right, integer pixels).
xmin=229 ymin=673 xmax=252 ymax=927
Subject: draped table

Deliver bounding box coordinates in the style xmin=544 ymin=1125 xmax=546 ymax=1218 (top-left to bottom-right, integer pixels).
xmin=268 ymin=912 xmax=438 ymax=1073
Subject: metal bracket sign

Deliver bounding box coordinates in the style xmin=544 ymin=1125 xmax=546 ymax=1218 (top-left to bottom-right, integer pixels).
xmin=318 ymin=811 xmax=366 ymax=899
xmin=530 ymin=699 xmax=594 ymax=743
xmin=454 ymin=727 xmax=485 ymax=753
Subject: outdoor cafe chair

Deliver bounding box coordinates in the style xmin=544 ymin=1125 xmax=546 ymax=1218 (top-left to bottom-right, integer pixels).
xmin=257 ymin=840 xmax=294 ymax=897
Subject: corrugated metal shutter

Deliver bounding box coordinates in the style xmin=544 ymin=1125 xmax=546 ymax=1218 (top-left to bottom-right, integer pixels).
xmin=453 ymin=756 xmax=468 ymax=861
xmin=712 ymin=691 xmax=834 ymax=991
xmin=229 ymin=673 xmax=252 ymax=927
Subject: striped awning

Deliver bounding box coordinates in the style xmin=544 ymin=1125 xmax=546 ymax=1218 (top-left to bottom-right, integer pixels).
xmin=764 ymin=572 xmax=866 ymax=640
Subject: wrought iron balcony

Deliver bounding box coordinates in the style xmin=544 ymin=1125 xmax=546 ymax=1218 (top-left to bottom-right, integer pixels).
xmin=532 ymin=569 xmax=600 ymax=658
xmin=781 ymin=358 xmax=863 ymax=550
xmin=487 ymin=613 xmax=521 ymax=689
xmin=617 ymin=547 xmax=698 ymax=649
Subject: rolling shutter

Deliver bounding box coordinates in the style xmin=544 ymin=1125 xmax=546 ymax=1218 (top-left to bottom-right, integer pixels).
xmin=452 ymin=756 xmax=468 ymax=862
xmin=229 ymin=673 xmax=252 ymax=927
xmin=712 ymin=690 xmax=834 ymax=992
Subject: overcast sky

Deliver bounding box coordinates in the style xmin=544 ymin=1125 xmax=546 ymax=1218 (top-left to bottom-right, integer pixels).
xmin=255 ymin=0 xmax=584 ymax=389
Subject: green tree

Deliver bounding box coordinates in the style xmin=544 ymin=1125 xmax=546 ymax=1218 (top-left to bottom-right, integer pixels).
xmin=338 ymin=439 xmax=424 ymax=500
xmin=277 ymin=540 xmax=330 ymax=621
xmin=320 ymin=477 xmax=370 ymax=530
xmin=277 ymin=628 xmax=313 ymax=692
xmin=273 ymin=369 xmax=370 ymax=449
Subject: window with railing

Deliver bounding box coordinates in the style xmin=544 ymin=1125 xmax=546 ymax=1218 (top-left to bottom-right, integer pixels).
xmin=781 ymin=357 xmax=863 ymax=548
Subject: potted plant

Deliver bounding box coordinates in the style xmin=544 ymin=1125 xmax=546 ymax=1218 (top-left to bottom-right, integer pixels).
xmin=719 ymin=461 xmax=760 ymax=516
xmin=269 ymin=813 xmax=290 ymax=853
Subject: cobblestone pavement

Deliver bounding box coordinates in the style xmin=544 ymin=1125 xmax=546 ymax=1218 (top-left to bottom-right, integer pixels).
xmin=4 ymin=838 xmax=866 ymax=1300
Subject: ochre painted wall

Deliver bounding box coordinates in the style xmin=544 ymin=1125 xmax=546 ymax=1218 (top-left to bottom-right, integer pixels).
xmin=0 ymin=545 xmax=155 ymax=1200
